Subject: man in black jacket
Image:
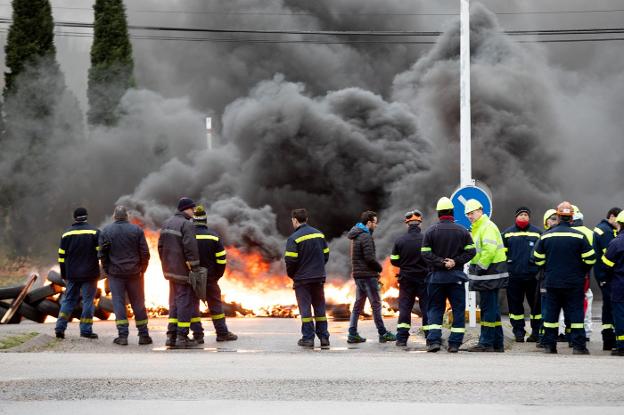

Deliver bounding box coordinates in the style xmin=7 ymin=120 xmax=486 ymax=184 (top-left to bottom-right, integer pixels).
xmin=159 ymin=197 xmax=201 ymax=348
xmin=421 ymin=198 xmax=476 ymax=353
xmin=55 ymin=207 xmax=101 ymax=340
xmin=99 ymin=206 xmax=151 ymax=346
xmin=190 ymin=205 xmax=237 ymax=343
xmin=391 ymin=209 xmax=429 ymax=347
xmin=284 ymin=208 xmax=330 ymax=348
xmin=347 ymin=211 xmax=396 ymax=344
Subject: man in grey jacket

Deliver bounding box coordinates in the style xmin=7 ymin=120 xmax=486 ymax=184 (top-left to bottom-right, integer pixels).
xmin=347 ymin=211 xmax=396 ymax=344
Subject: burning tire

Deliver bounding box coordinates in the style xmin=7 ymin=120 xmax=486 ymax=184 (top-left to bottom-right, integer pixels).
xmin=0 ymin=285 xmax=26 ymax=300
xmin=47 ymin=270 xmax=65 ymax=287
xmin=25 ymin=284 xmax=63 ymax=304
xmin=35 ymin=299 xmax=60 ymax=318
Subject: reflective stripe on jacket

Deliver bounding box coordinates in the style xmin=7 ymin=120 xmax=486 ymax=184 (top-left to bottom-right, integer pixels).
xmin=501 ymin=224 xmax=541 ymax=277
xmin=469 ymin=215 xmax=508 ymax=291
xmin=284 ymin=224 xmax=328 ymax=283
xmin=194 ymin=224 xmax=226 ymax=279
xmin=58 ymin=222 xmax=101 ymax=281
xmin=593 ymin=219 xmax=617 ymax=283
xmin=158 ymin=212 xmax=199 ymax=283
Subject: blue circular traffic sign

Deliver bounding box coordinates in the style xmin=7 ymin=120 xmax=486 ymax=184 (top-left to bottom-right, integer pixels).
xmin=450 ymin=185 xmax=492 ymax=229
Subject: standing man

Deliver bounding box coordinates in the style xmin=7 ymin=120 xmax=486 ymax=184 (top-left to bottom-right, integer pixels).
xmin=502 ymin=207 xmax=542 ymax=343
xmin=391 ymin=209 xmax=429 ymax=347
xmin=159 ymin=197 xmax=201 ymax=349
xmin=55 ymin=207 xmax=101 ymax=340
xmin=600 ymin=210 xmax=624 ymax=356
xmin=536 ymin=208 xmax=558 ymax=348
xmin=99 ymin=206 xmax=151 ymax=346
xmin=192 ymin=205 xmax=237 ymax=343
xmin=421 ymin=197 xmax=476 ymax=353
xmin=347 ymin=211 xmax=396 ymax=344
xmin=571 ymin=206 xmax=595 ymax=342
xmin=284 ymin=208 xmax=330 ymax=348
xmin=593 ymin=207 xmax=622 ymax=351
xmin=533 ymin=202 xmax=595 ymax=354
xmin=465 ymin=199 xmax=509 ymax=353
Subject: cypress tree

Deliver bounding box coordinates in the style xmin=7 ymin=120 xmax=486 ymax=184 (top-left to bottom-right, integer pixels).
xmin=87 ymin=0 xmax=134 ymax=126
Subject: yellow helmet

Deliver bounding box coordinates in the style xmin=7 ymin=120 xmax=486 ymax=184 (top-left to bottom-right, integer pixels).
xmin=464 ymin=199 xmax=483 ymax=215
xmin=616 ymin=211 xmax=624 ymax=224
xmin=436 ymin=197 xmax=454 ymax=211
xmin=543 ymin=208 xmax=557 ymax=229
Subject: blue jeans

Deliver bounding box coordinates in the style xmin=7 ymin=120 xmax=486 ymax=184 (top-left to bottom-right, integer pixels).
xmin=426 ymin=282 xmax=466 ymax=346
xmin=479 ymin=289 xmax=503 ymax=348
xmin=55 ymin=279 xmax=98 ymax=335
xmin=295 ymin=282 xmax=329 ymax=340
xmin=612 ymin=301 xmax=624 ymax=351
xmin=109 ymin=275 xmax=149 ymax=337
xmin=542 ymin=286 xmax=586 ymax=350
xmin=349 ymin=277 xmax=386 ymax=336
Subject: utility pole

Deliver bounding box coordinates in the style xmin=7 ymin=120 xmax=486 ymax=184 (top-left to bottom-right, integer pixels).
xmin=206 ymin=117 xmax=213 ymax=150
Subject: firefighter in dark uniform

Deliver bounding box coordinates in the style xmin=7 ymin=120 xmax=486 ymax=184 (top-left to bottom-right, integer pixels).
xmin=421 ymin=197 xmax=476 ymax=353
xmin=600 ymin=210 xmax=624 ymax=356
xmin=390 ymin=209 xmax=429 ymax=347
xmin=55 ymin=207 xmax=101 ymax=340
xmin=502 ymin=207 xmax=542 ymax=343
xmin=284 ymin=208 xmax=330 ymax=348
xmin=593 ymin=207 xmax=622 ymax=351
xmin=159 ymin=197 xmax=201 ymax=349
xmin=533 ymin=201 xmax=596 ymax=354
xmin=190 ymin=205 xmax=237 ymax=342
xmin=99 ymin=206 xmax=151 ymax=346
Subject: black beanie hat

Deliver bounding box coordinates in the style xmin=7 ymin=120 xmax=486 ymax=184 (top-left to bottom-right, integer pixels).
xmin=515 ymin=206 xmax=531 ymax=217
xmin=73 ymin=207 xmax=88 ymax=222
xmin=177 ymin=197 xmax=196 ymax=212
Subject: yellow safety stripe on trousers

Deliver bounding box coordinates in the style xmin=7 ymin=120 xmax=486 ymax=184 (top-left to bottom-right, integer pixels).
xmin=602 ymin=324 xmax=614 ymax=330
xmin=533 ymin=251 xmax=546 ymax=259
xmin=314 ymin=316 xmax=328 ymax=321
xmin=583 ymin=259 xmax=596 ymax=265
xmin=216 ymin=259 xmax=227 ymax=264
xmin=617 ymin=335 xmax=624 ymax=341
xmin=284 ymin=251 xmax=299 ymax=258
xmin=397 ymin=323 xmax=411 ymax=329
xmin=594 ymin=227 xmax=604 ymax=236
xmin=215 ymin=250 xmax=226 ymax=257
xmin=530 ymin=314 xmax=542 ymax=320
xmin=80 ymin=318 xmax=93 ymax=324
xmin=421 ymin=325 xmax=430 ymax=331
xmin=421 ymin=247 xmax=432 ymax=252
xmin=565 ymin=328 xmax=571 ymax=333
xmin=602 ymin=255 xmax=615 ymax=267
xmin=190 ymin=317 xmax=202 ymax=323
xmin=95 ymin=246 xmax=101 ymax=251
xmin=301 ymin=317 xmax=313 ymax=323
xmin=177 ymin=321 xmax=191 ymax=328
xmin=211 ymin=313 xmax=225 ymax=320
xmin=570 ymin=323 xmax=584 ymax=329
xmin=58 ymin=248 xmax=66 ymax=254
xmin=535 ymin=260 xmax=546 ymax=266
xmin=116 ymin=319 xmax=129 ymax=325
xmin=541 ymin=232 xmax=584 ymax=240
xmin=428 ymin=324 xmax=442 ymax=330
xmin=509 ymin=314 xmax=525 ymax=320
xmin=59 ymin=312 xmax=70 ymax=319
xmin=504 ymin=232 xmax=541 ymax=238
xmin=581 ymin=249 xmax=596 ymax=258
xmin=295 ymin=233 xmax=325 ymax=244
xmin=464 ymin=244 xmax=475 ymax=250
xmin=390 ymin=255 xmax=400 ymax=260
xmin=543 ymin=322 xmax=559 ymax=328
xmin=168 ymin=318 xmax=178 ymax=323
xmin=480 ymin=321 xmax=502 ymax=327
xmin=58 ymin=258 xmax=65 ymax=263
xmin=62 ymin=229 xmax=97 ymax=238
xmin=323 ymin=247 xmax=330 ymax=254
xmin=135 ymin=319 xmax=148 ymax=326
xmin=196 ymin=234 xmax=219 ymax=241
xmin=450 ymin=327 xmax=466 ymax=333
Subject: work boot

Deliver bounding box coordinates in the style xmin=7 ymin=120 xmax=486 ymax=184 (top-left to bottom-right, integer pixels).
xmin=396 ymin=339 xmax=407 ymax=347
xmin=573 ymin=348 xmax=590 ymax=355
xmin=610 ymin=349 xmax=624 ymax=356
xmin=347 ymin=333 xmax=366 ymax=344
xmin=138 ymin=335 xmax=153 ymax=345
xmin=557 ymin=333 xmax=568 ymax=342
xmin=515 ymin=336 xmax=525 ymax=343
xmin=113 ymin=337 xmax=128 ymax=346
xmin=165 ymin=334 xmax=176 ymax=347
xmin=447 ymin=344 xmax=459 ymax=353
xmin=493 ymin=347 xmax=505 ymax=353
xmin=216 ymin=332 xmax=238 ymax=342
xmin=603 ymin=340 xmax=615 ymax=351
xmin=379 ymin=331 xmax=397 ymax=343
xmin=543 ymin=346 xmax=558 ymax=354
xmin=297 ymin=338 xmax=314 ymax=348
xmin=467 ymin=344 xmax=494 ymax=352
xmin=172 ymin=335 xmax=199 ymax=349
xmin=526 ymin=334 xmax=538 ymax=343
xmin=193 ymin=335 xmax=205 ymax=345
xmin=320 ymin=337 xmax=330 ymax=347
xmin=80 ymin=332 xmax=98 ymax=339
xmin=55 ymin=331 xmax=65 ymax=339
xmin=536 ymin=342 xmax=545 ymax=349
xmin=426 ymin=343 xmax=441 ymax=353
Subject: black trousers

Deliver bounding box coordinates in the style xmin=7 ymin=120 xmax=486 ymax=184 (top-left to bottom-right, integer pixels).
xmin=396 ymin=278 xmax=429 ymax=342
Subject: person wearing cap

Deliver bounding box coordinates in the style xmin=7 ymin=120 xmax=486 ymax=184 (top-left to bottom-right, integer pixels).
xmin=159 ymin=197 xmax=201 ymax=348
xmin=535 ymin=209 xmax=558 ymax=348
xmin=593 ymin=207 xmax=622 ymax=351
xmin=533 ymin=201 xmax=596 ymax=354
xmin=190 ymin=205 xmax=237 ymax=343
xmin=55 ymin=207 xmax=101 ymax=340
xmin=600 ymin=210 xmax=624 ymax=356
xmin=99 ymin=206 xmax=151 ymax=346
xmin=464 ymin=199 xmax=508 ymax=353
xmin=390 ymin=209 xmax=429 ymax=347
xmin=502 ymin=207 xmax=542 ymax=343
xmin=420 ymin=197 xmax=476 ymax=353
xmin=284 ymin=208 xmax=331 ymax=348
